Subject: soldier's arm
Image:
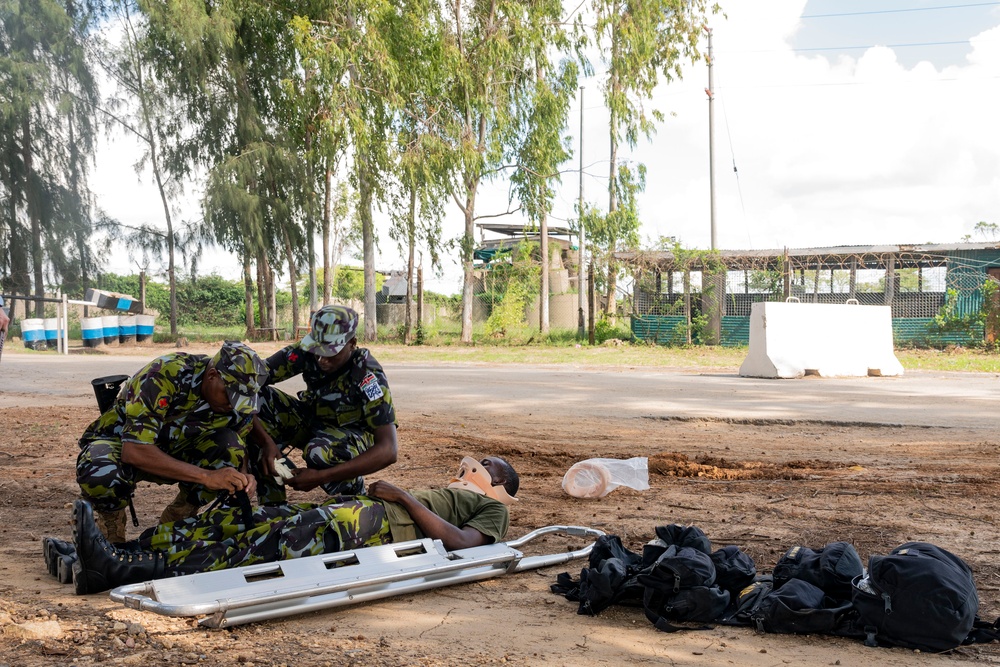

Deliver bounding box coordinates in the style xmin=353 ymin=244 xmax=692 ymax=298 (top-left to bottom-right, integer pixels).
xmin=367 ymin=481 xmax=489 ymax=551
xmin=249 ymin=414 xmax=279 ymax=477
xmin=121 ymin=441 xmax=250 ymax=492
xmin=264 ymin=344 xmax=304 ymax=386
xmin=286 ymin=423 xmax=398 ymax=492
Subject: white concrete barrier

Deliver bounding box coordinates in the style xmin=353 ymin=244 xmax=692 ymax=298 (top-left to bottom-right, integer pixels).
xmin=739 ymin=302 xmax=904 ymax=379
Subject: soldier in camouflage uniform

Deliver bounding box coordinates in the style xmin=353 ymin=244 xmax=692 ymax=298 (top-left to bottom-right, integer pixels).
xmin=251 ymin=305 xmax=398 ymax=503
xmin=64 ymin=456 xmax=520 ymax=594
xmin=77 ymin=341 xmax=268 ymax=543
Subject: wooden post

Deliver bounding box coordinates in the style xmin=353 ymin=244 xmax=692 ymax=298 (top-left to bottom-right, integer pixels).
xmin=782 ymin=249 xmax=791 ymax=300
xmin=139 ymin=271 xmax=147 ymax=310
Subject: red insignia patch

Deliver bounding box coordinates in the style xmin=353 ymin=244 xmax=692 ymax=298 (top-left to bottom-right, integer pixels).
xmin=158 ymin=397 xmax=168 ymax=409
xmin=289 ymin=352 xmax=299 ymax=363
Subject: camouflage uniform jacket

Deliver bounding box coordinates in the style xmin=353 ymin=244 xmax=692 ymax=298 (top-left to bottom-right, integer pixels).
xmin=80 ymin=353 xmax=253 ymax=449
xmin=265 ymin=344 xmax=396 ymax=432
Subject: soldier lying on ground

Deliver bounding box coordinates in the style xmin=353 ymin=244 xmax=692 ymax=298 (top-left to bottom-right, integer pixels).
xmin=250 ymin=305 xmax=399 ymax=503
xmin=76 ymin=341 xmax=269 ymax=543
xmin=51 ymin=455 xmax=518 ymax=595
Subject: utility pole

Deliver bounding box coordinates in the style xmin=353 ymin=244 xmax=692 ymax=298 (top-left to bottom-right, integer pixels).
xmin=705 ymin=26 xmax=722 ymax=345
xmin=706 ymin=27 xmax=716 ymax=251
xmin=577 ymin=86 xmax=587 ymax=340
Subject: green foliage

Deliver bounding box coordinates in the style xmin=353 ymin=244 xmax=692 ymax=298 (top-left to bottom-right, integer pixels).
xmin=483 ymin=242 xmax=540 ymax=336
xmin=594 ymin=316 xmax=633 ymax=343
xmin=100 ymin=272 xmax=250 ymax=327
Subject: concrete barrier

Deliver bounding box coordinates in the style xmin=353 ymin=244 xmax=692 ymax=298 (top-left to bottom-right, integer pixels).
xmin=739 ymin=301 xmax=904 ymax=379
xmin=44 ymin=317 xmax=62 ymax=350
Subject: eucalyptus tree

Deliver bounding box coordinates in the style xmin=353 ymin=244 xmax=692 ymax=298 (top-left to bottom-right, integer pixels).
xmin=0 ymin=0 xmax=100 ymax=315
xmin=440 ymin=0 xmax=566 ymax=343
xmin=293 ymin=0 xmax=446 ymax=342
xmin=141 ymin=0 xmax=300 ymax=338
xmin=509 ymin=0 xmax=578 ymax=334
xmin=586 ymin=0 xmax=716 ymax=315
xmin=103 ymin=0 xmax=188 ymax=334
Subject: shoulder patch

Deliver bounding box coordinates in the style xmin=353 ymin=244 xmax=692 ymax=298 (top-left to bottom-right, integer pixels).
xmin=359 ymin=371 xmax=383 ymax=401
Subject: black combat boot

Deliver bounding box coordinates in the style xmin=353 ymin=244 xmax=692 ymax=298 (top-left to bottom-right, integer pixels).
xmin=42 ymin=537 xmax=78 ymax=583
xmin=72 ymin=499 xmax=166 ymax=595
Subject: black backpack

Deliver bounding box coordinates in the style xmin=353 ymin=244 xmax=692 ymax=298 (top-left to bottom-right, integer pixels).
xmin=752 ymin=578 xmax=859 ymax=636
xmin=852 ymin=542 xmax=978 ymax=651
xmin=711 ymin=545 xmax=757 ymax=595
xmin=551 ymin=535 xmax=646 ymax=615
xmin=772 ymin=541 xmax=863 ymax=602
xmin=638 ymin=545 xmax=730 ymax=631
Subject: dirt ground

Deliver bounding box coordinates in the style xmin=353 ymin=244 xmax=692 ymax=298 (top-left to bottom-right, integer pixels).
xmin=2 ymin=347 xmax=1000 ymax=665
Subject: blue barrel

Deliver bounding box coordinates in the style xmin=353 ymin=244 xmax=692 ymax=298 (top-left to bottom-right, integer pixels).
xmin=118 ymin=315 xmax=136 ymax=345
xmin=22 ymin=318 xmax=46 ymax=350
xmin=44 ymin=317 xmax=62 ymax=350
xmin=135 ymin=314 xmax=155 ymax=344
xmin=82 ymin=317 xmax=104 ymax=348
xmin=102 ymin=315 xmax=120 ymax=346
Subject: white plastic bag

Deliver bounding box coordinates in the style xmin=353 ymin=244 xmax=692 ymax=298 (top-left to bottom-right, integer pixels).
xmin=562 ymin=457 xmax=650 ymax=498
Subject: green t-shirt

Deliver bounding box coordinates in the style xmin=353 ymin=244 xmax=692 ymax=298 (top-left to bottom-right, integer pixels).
xmin=382 ymin=488 xmax=510 ymax=545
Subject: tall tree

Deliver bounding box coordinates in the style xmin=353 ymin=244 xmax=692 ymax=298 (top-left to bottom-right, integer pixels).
xmin=440 ymin=0 xmax=558 ymax=343
xmin=587 ymin=0 xmax=716 ymax=315
xmin=509 ymin=1 xmax=578 ymax=334
xmin=142 ymin=0 xmax=300 ymax=339
xmin=0 ymin=0 xmax=100 ymax=315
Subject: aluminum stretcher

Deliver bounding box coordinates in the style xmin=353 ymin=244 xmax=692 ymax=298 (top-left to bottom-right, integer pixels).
xmin=109 ymin=525 xmax=604 ymax=628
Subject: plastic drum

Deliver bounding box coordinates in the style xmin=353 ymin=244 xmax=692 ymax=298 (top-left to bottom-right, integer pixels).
xmin=118 ymin=315 xmax=136 ymax=345
xmin=135 ymin=314 xmax=154 ymax=344
xmin=102 ymin=315 xmax=120 ymax=347
xmin=82 ymin=317 xmax=105 ymax=348
xmin=21 ymin=318 xmax=46 ymax=351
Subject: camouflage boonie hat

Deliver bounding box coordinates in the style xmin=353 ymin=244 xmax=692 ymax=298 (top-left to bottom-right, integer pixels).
xmin=212 ymin=341 xmax=268 ymax=417
xmin=301 ymin=305 xmax=358 ymax=357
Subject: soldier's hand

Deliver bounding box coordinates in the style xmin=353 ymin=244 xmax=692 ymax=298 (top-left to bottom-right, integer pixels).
xmin=286 ymin=468 xmax=325 ymax=492
xmin=204 ymin=467 xmax=250 ymax=493
xmin=367 ymin=480 xmax=408 ymax=503
xmin=244 ymin=474 xmax=258 ymax=501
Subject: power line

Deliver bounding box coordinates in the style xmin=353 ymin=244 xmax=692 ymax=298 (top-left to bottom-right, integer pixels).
xmin=801 ymin=2 xmax=1000 ymax=19
xmin=795 ymin=39 xmax=975 ymax=51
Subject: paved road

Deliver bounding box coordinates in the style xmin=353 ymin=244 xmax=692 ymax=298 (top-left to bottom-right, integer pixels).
xmin=2 ymin=353 xmax=996 ymax=429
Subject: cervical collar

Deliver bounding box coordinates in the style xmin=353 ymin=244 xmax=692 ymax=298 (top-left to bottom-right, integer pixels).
xmin=448 ymin=456 xmax=518 ymax=505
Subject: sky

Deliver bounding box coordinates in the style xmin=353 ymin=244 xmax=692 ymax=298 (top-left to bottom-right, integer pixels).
xmin=90 ymin=0 xmax=1000 ymax=295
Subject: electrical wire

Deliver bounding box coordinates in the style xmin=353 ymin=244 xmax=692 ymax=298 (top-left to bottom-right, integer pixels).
xmin=801 ymin=2 xmax=1000 ymax=19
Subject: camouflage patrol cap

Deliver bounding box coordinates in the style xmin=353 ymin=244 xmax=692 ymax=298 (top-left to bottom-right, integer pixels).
xmin=211 ymin=341 xmax=268 ymax=417
xmin=301 ymin=305 xmax=358 ymax=357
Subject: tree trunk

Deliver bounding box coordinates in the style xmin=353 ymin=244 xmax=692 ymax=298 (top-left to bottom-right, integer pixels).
xmin=256 ymin=254 xmax=266 ymax=333
xmin=460 ymin=194 xmax=476 ymax=343
xmin=23 ymin=116 xmax=44 ymax=318
xmin=540 ymin=209 xmax=549 ymax=335
xmin=265 ymin=258 xmax=277 ymax=341
xmin=243 ymin=255 xmax=255 ymax=338
xmin=405 ymin=185 xmax=416 ymax=344
xmin=283 ymin=225 xmax=300 ymax=340
xmin=359 ymin=157 xmax=377 ymax=342
xmin=323 ymin=166 xmax=332 ymax=305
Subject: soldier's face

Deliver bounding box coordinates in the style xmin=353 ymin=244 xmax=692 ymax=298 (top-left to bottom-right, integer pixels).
xmin=315 ymin=339 xmax=355 ymax=374
xmin=203 ymin=367 xmax=233 ymax=413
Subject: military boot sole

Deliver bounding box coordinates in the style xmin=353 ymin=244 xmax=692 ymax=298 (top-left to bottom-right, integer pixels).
xmin=42 ymin=537 xmax=76 ymax=578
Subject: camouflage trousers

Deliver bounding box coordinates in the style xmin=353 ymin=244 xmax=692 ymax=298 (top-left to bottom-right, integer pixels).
xmin=137 ymin=496 xmax=391 ymax=575
xmin=76 ymin=428 xmax=247 ymax=513
xmin=254 ymin=386 xmax=374 ymax=503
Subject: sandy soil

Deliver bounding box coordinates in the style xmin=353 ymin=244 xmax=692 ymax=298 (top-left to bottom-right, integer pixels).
xmin=2 ymin=348 xmax=1000 ymax=665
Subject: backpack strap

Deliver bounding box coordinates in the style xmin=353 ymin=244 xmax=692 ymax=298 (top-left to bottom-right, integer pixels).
xmin=964 ymin=616 xmax=1000 ymax=645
